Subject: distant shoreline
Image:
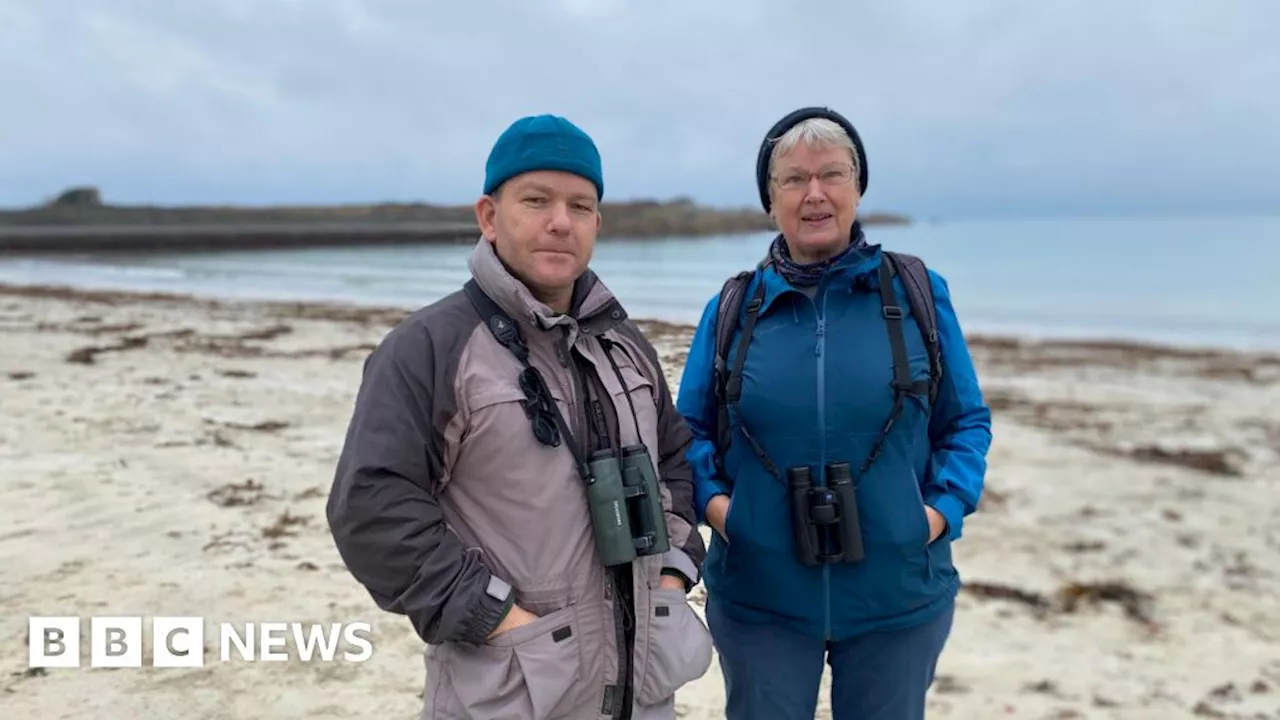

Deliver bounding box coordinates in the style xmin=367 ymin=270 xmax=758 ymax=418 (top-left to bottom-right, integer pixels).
xmin=0 ymin=191 xmax=911 ymax=254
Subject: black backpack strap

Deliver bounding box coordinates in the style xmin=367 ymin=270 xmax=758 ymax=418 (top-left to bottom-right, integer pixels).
xmin=877 ymin=256 xmax=923 ymax=398
xmin=833 ymin=257 xmax=911 ymax=481
xmin=711 ymin=270 xmax=780 ymax=482
xmin=883 ymin=251 xmax=943 ymax=406
xmin=721 ymin=277 xmax=763 ymax=407
xmin=722 ymin=278 xmax=777 ymax=479
xmin=712 ymin=272 xmax=752 ymax=386
xmin=710 ymin=271 xmax=750 ymax=451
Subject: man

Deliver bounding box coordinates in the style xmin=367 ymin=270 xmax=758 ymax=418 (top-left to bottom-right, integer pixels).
xmin=327 ymin=114 xmax=713 ymax=720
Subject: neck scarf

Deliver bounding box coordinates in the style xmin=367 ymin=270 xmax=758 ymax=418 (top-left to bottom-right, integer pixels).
xmin=767 ymin=222 xmax=868 ymax=286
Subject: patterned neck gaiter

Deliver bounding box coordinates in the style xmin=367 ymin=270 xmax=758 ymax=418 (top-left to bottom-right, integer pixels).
xmin=767 ymin=222 xmax=868 ymax=287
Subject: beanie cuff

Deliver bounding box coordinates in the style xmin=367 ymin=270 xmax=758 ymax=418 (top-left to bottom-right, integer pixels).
xmin=755 ymin=107 xmax=868 ymax=213
xmin=483 ymin=115 xmax=604 ymax=199
xmin=484 ymin=156 xmax=602 ymax=198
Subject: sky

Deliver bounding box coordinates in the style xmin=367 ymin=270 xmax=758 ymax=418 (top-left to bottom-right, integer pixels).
xmin=0 ymin=0 xmax=1276 ymax=219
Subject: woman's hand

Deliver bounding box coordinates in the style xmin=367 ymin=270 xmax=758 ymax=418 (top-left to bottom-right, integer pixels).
xmin=925 ymin=505 xmax=947 ymax=543
xmin=705 ymin=495 xmax=731 ymax=542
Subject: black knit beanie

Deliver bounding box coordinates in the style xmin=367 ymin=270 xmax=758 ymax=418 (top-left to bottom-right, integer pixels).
xmin=755 ymin=106 xmax=868 ymax=213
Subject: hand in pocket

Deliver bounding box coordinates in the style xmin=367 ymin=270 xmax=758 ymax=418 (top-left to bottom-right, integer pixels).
xmin=924 ymin=505 xmax=947 ymax=544
xmin=706 ymin=495 xmax=731 ymax=543
xmin=487 ymin=604 xmax=538 ymax=640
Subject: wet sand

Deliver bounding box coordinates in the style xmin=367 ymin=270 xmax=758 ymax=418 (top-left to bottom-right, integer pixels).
xmin=2 ymin=283 xmax=1277 ymax=719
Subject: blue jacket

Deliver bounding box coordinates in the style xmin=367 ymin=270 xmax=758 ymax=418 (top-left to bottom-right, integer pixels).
xmin=676 ymin=241 xmax=992 ymax=641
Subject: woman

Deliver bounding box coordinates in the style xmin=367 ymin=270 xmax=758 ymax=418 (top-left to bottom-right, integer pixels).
xmin=676 ymin=107 xmax=992 ymax=720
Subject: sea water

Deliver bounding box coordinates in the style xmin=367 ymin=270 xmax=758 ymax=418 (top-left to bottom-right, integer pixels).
xmin=1 ymin=214 xmax=1277 ymax=351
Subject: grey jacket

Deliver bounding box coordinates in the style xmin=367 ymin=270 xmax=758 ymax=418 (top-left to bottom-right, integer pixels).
xmin=327 ymin=238 xmax=713 ymax=719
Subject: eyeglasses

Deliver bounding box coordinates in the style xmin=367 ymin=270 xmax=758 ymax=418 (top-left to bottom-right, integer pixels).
xmin=519 ymin=367 xmax=561 ymax=447
xmin=771 ymin=164 xmax=855 ymax=192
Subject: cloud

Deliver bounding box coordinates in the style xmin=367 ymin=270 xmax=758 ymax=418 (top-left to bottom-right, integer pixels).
xmin=0 ymin=0 xmax=1276 ymax=216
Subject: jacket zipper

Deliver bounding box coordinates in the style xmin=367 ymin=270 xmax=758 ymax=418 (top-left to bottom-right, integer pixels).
xmin=815 ymin=287 xmax=831 ymax=643
xmin=563 ymin=328 xmax=599 ymax=460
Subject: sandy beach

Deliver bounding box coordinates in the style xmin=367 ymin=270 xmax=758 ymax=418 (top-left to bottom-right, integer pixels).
xmin=2 ymin=282 xmax=1277 ymax=719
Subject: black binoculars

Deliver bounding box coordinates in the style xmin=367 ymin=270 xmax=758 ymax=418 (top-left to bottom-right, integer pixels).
xmin=584 ymin=444 xmax=671 ymax=567
xmin=788 ymin=461 xmax=865 ymax=566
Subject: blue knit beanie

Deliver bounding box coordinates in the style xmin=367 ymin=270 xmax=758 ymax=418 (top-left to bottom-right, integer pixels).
xmin=483 ymin=114 xmax=604 ymax=199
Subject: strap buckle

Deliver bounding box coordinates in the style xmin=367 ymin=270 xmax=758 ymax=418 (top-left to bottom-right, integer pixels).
xmin=882 ymin=305 xmax=904 ymax=320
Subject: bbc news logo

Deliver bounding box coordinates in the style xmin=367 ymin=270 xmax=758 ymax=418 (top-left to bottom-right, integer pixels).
xmin=29 ymin=616 xmax=373 ymax=668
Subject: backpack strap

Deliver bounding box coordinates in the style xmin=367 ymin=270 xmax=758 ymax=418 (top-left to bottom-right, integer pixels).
xmin=876 ymin=256 xmax=926 ymax=399
xmin=707 ymin=251 xmax=944 ymax=488
xmin=882 ymin=251 xmax=943 ymax=406
xmin=711 ymin=269 xmax=780 ymax=483
xmin=711 ymin=270 xmax=754 ymax=412
xmin=813 ymin=252 xmax=942 ymax=484
xmin=710 ymin=273 xmax=748 ymax=471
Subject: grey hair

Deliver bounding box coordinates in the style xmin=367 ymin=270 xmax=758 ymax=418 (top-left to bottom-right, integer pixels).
xmin=768 ymin=118 xmax=860 ymax=180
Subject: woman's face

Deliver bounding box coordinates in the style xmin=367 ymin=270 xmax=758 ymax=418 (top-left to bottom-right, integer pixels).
xmin=768 ymin=141 xmax=860 ymax=264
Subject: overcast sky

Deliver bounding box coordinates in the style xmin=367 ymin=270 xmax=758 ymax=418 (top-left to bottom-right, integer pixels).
xmin=1 ymin=0 xmax=1276 ymax=218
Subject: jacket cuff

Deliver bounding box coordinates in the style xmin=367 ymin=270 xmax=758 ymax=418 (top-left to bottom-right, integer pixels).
xmin=661 ymin=549 xmax=700 ymax=589
xmin=923 ymin=491 xmax=966 ymax=541
xmin=460 ymin=574 xmax=514 ymax=644
xmin=694 ymin=476 xmax=730 ymax=524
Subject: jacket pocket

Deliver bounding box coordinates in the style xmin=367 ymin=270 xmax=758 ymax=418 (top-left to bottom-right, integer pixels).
xmin=723 ymin=493 xmax=736 ymax=544
xmin=609 ymin=360 xmax=660 ymax=450
xmin=721 ymin=491 xmax=744 ymax=572
xmin=857 ymin=463 xmax=932 ymax=552
xmin=636 ymin=588 xmax=714 ymax=706
xmin=909 ymin=472 xmax=931 ymax=551
xmin=435 ymin=604 xmax=582 ymax=720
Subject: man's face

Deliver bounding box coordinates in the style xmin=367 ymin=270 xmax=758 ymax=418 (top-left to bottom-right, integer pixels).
xmin=476 ymin=170 xmax=601 ymax=304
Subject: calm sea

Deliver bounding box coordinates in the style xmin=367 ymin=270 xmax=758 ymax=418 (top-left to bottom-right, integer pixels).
xmin=1 ymin=215 xmax=1277 ymax=351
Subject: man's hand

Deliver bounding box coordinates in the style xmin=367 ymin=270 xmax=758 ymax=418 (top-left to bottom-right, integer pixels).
xmin=658 ymin=574 xmax=686 ymax=591
xmin=705 ymin=494 xmax=731 ymax=542
xmin=925 ymin=505 xmax=947 ymax=543
xmin=487 ymin=604 xmax=537 ymax=640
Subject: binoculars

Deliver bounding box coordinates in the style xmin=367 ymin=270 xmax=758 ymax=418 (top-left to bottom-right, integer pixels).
xmin=584 ymin=444 xmax=671 ymax=567
xmin=788 ymin=461 xmax=865 ymax=566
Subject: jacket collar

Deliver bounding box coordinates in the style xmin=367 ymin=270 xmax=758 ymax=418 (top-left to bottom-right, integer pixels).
xmin=467 ymin=236 xmax=628 ymax=339
xmin=756 ymin=240 xmax=884 ymax=316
